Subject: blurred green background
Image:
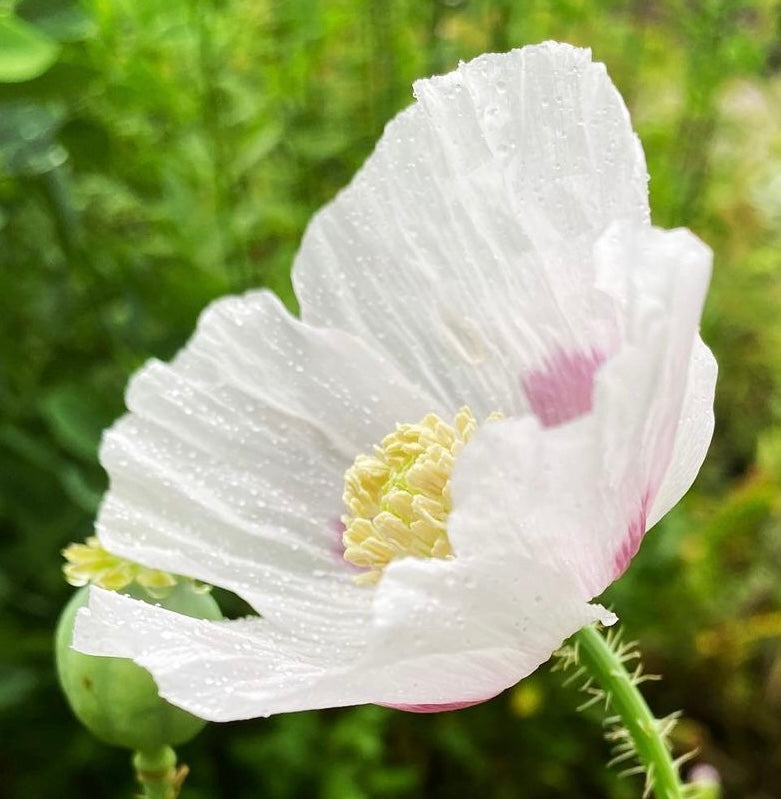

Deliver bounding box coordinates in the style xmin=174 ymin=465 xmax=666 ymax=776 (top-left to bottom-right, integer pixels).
xmin=2 ymin=0 xmax=781 ymax=796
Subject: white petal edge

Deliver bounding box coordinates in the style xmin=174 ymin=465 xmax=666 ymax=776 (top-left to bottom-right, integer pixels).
xmin=646 ymin=337 xmax=717 ymax=528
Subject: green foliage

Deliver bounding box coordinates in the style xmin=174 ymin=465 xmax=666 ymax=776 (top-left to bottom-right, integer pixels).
xmin=0 ymin=13 xmax=58 ymax=83
xmin=2 ymin=0 xmax=781 ymax=797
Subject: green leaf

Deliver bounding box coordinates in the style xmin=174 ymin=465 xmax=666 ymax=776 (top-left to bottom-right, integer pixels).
xmin=58 ymin=463 xmax=103 ymax=513
xmin=40 ymin=385 xmax=107 ymax=461
xmin=0 ymin=13 xmax=59 ymax=83
xmin=16 ymin=0 xmax=96 ymax=43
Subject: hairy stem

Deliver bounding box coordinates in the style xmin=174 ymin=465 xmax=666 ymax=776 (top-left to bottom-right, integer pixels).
xmin=574 ymin=624 xmax=684 ymax=799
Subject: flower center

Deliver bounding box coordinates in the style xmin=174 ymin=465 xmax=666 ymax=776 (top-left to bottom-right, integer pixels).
xmin=342 ymin=407 xmax=498 ymax=585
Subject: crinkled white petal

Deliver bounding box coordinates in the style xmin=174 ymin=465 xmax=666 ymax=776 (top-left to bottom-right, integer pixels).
xmin=74 ymin=588 xmax=365 ymax=721
xmin=293 ymin=43 xmax=649 ymax=416
xmin=447 ymin=223 xmax=713 ymax=597
xmin=97 ymin=290 xmax=441 ymax=634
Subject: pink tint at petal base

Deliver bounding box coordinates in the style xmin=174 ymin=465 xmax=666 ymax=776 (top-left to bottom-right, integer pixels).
xmin=611 ymin=493 xmax=651 ymax=581
xmin=331 ymin=516 xmax=371 ymax=573
xmin=523 ymin=348 xmax=607 ymax=428
xmin=379 ymin=696 xmax=498 ymax=713
xmin=330 ymin=517 xmax=346 ymax=557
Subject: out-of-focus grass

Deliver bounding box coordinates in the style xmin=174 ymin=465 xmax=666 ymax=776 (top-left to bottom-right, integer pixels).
xmin=1 ymin=1 xmax=781 ymax=797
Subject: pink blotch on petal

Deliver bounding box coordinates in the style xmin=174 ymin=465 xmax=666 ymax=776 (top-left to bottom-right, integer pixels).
xmin=523 ymin=348 xmax=607 ymax=428
xmin=379 ymin=696 xmax=497 ymax=713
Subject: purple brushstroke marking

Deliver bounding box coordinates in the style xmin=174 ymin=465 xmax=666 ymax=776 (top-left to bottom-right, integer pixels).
xmin=611 ymin=491 xmax=651 ymax=580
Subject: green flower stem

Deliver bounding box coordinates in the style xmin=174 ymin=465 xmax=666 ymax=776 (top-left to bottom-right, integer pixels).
xmin=574 ymin=624 xmax=684 ymax=799
xmin=133 ymin=746 xmax=187 ymax=799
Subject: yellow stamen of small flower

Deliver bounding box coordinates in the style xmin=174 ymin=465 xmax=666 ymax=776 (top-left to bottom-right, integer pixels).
xmin=342 ymin=406 xmax=500 ymax=585
xmin=62 ymin=536 xmax=178 ymax=594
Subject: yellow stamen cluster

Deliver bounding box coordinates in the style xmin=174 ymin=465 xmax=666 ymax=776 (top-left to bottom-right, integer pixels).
xmin=62 ymin=536 xmax=178 ymax=594
xmin=342 ymin=407 xmax=495 ymax=585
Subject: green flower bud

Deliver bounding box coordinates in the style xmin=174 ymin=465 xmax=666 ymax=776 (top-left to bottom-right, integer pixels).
xmin=55 ymin=580 xmax=222 ymax=750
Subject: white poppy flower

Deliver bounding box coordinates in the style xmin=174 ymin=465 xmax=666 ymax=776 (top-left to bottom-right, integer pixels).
xmin=73 ymin=42 xmax=716 ymax=720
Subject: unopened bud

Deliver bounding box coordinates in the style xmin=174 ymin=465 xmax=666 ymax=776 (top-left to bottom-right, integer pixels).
xmin=55 ymin=580 xmax=221 ymax=750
